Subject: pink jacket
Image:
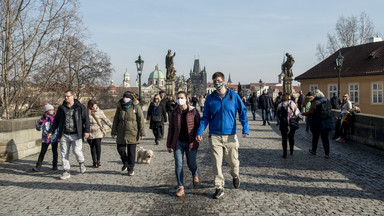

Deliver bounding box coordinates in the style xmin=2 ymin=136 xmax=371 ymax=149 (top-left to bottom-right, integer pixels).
xmin=167 ymin=105 xmax=200 ymax=151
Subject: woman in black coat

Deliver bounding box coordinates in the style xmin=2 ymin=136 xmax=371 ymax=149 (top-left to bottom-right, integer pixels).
xmin=147 ymin=94 xmax=167 ymax=145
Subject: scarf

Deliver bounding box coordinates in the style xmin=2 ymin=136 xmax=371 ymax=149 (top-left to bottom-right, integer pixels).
xmin=121 ymin=100 xmax=132 ymax=110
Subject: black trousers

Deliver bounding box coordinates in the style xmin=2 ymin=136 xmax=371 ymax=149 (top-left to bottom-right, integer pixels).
xmin=153 ymin=126 xmax=163 ymax=141
xmin=281 ymin=128 xmax=296 ymax=154
xmin=312 ymin=131 xmax=330 ymax=155
xmin=117 ymin=144 xmax=137 ymax=171
xmin=37 ymin=142 xmax=58 ymax=165
xmin=87 ymin=138 xmax=102 ymax=162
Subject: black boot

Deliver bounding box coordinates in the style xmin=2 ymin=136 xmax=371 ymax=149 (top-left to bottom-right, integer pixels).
xmin=32 ymin=162 xmax=42 ymax=172
xmin=52 ymin=163 xmax=58 ymax=170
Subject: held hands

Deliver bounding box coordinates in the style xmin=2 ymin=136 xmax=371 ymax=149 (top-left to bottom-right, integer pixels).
xmin=84 ymin=133 xmax=89 ymax=139
xmin=140 ymin=136 xmax=145 ymax=140
xmin=195 ymin=135 xmax=202 ymax=142
xmin=167 ymin=148 xmax=172 ymax=153
xmin=112 ymin=135 xmax=116 ymax=139
xmin=47 ymin=133 xmax=52 ymax=139
xmin=243 ymin=133 xmax=249 ymax=138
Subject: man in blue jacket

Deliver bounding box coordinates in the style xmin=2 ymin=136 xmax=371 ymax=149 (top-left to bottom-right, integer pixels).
xmin=196 ymin=72 xmax=249 ymax=199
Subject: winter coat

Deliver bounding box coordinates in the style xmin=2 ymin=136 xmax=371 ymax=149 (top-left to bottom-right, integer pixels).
xmin=258 ymin=93 xmax=273 ymax=109
xmin=197 ymin=89 xmax=249 ymax=135
xmin=88 ymin=108 xmax=113 ymax=140
xmin=49 ymin=99 xmax=90 ymax=140
xmin=167 ymin=105 xmax=200 ymax=151
xmin=36 ymin=114 xmax=59 ymax=143
xmin=330 ymin=96 xmax=340 ymax=109
xmin=340 ymin=100 xmax=352 ymax=114
xmin=304 ymin=97 xmax=334 ymax=133
xmin=277 ymin=100 xmax=301 ymax=133
xmin=248 ymin=95 xmax=258 ymax=111
xmin=166 ymin=99 xmax=176 ymax=112
xmin=147 ymin=102 xmax=167 ymax=129
xmin=297 ymin=94 xmax=305 ymax=109
xmin=199 ymin=97 xmax=206 ymax=107
xmin=111 ymin=99 xmax=146 ymax=145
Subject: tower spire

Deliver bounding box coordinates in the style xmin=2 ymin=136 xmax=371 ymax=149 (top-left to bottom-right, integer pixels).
xmin=228 ymin=73 xmax=232 ymax=84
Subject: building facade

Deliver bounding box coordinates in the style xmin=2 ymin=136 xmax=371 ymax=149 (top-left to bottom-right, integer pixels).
xmin=296 ymin=40 xmax=384 ymax=116
xmin=148 ymin=65 xmax=166 ymax=88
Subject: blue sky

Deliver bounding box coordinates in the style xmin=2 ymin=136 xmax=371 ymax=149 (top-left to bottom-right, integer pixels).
xmin=79 ymin=0 xmax=384 ymax=86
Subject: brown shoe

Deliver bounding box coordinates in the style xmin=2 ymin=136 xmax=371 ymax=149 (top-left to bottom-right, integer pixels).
xmin=175 ymin=186 xmax=185 ymax=197
xmin=193 ymin=176 xmax=199 ymax=186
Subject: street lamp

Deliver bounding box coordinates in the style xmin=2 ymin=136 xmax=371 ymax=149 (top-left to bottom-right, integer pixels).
xmin=335 ymin=51 xmax=344 ymax=99
xmin=135 ymin=55 xmax=144 ymax=105
xmin=259 ymin=79 xmax=263 ymax=96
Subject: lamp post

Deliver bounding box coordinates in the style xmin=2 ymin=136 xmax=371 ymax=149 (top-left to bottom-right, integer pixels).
xmin=259 ymin=79 xmax=263 ymax=96
xmin=135 ymin=55 xmax=144 ymax=105
xmin=335 ymin=51 xmax=344 ymax=99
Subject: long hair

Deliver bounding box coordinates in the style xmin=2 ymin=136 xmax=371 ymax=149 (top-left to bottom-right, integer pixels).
xmin=313 ymin=89 xmax=324 ymax=98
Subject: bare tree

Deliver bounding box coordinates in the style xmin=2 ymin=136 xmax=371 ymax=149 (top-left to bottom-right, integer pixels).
xmin=0 ymin=0 xmax=113 ymax=119
xmin=316 ymin=12 xmax=380 ymax=61
xmin=0 ymin=0 xmax=79 ymax=119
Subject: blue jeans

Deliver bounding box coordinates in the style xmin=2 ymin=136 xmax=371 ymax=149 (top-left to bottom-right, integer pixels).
xmin=261 ymin=109 xmax=270 ymax=124
xmin=251 ymin=110 xmax=257 ymax=120
xmin=173 ymin=140 xmax=198 ymax=187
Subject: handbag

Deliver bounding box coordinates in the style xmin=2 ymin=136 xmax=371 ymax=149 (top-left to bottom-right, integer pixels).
xmin=152 ymin=115 xmax=162 ymax=122
xmin=289 ymin=117 xmax=300 ymax=129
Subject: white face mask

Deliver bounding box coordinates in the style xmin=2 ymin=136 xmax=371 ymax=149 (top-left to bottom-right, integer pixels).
xmin=123 ymin=97 xmax=131 ymax=103
xmin=176 ymin=99 xmax=186 ymax=106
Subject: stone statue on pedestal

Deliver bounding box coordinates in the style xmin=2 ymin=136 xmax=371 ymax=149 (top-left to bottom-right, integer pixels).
xmin=282 ymin=53 xmax=295 ymax=78
xmin=165 ymin=50 xmax=176 ymax=80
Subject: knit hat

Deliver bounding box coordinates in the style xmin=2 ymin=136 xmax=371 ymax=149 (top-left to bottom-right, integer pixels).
xmin=123 ymin=92 xmax=134 ymax=100
xmin=44 ymin=102 xmax=54 ymax=112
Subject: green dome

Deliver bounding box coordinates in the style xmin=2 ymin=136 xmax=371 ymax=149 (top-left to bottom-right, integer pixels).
xmin=149 ymin=65 xmax=166 ymax=79
xmin=124 ymin=71 xmax=130 ymax=76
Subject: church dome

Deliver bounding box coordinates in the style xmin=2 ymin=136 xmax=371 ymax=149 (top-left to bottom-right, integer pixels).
xmin=149 ymin=65 xmax=166 ymax=79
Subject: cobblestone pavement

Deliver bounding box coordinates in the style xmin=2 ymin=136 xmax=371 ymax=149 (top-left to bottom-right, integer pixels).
xmin=1 ymin=111 xmax=384 ymax=215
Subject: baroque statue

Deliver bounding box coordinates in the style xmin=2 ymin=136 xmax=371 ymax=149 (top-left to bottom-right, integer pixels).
xmin=165 ymin=49 xmax=176 ymax=80
xmin=282 ymin=53 xmax=295 ymax=78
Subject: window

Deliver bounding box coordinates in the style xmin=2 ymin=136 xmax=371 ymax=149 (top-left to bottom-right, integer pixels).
xmin=372 ymin=82 xmax=383 ymax=104
xmin=156 ymin=81 xmax=158 ymax=85
xmin=328 ymin=84 xmax=337 ymax=99
xmin=309 ymin=85 xmax=318 ymax=92
xmin=349 ymin=83 xmax=359 ymax=104
xmin=161 ymin=81 xmax=164 ymax=86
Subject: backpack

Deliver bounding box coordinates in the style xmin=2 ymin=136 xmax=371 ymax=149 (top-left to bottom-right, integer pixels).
xmin=279 ymin=103 xmax=289 ymax=130
xmin=319 ymin=99 xmax=332 ymax=119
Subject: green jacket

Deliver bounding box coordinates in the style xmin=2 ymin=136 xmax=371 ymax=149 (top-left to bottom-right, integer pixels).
xmin=111 ymin=99 xmax=145 ymax=145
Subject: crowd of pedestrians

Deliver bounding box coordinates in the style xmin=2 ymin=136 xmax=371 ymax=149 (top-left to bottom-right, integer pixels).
xmin=31 ymin=76 xmax=360 ymax=199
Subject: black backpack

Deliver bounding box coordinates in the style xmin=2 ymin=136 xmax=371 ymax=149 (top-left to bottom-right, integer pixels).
xmin=278 ymin=103 xmax=289 ymax=130
xmin=319 ymin=99 xmax=332 ymax=119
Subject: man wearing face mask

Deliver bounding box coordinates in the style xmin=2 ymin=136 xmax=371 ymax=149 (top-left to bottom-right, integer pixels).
xmin=112 ymin=91 xmax=145 ymax=176
xmin=196 ymin=72 xmax=249 ymax=199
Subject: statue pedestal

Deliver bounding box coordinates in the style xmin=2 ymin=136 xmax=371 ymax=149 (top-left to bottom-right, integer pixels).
xmin=166 ymin=79 xmax=175 ymax=97
xmin=283 ymin=76 xmax=293 ymax=94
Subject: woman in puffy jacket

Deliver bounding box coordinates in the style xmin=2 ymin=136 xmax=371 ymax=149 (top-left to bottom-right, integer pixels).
xmin=87 ymin=100 xmax=112 ymax=168
xmin=167 ymin=91 xmax=200 ymax=197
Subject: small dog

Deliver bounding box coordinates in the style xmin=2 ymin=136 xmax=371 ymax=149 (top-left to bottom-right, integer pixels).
xmin=137 ymin=147 xmax=155 ymax=164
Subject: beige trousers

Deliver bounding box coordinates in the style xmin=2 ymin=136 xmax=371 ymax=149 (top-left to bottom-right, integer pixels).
xmin=209 ymin=134 xmax=240 ymax=189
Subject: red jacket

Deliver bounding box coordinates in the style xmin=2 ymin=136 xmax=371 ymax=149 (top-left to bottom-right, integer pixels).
xmin=167 ymin=105 xmax=200 ymax=151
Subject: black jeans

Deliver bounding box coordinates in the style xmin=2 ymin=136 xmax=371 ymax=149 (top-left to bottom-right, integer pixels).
xmin=87 ymin=138 xmax=102 ymax=162
xmin=37 ymin=142 xmax=58 ymax=165
xmin=281 ymin=128 xmax=296 ymax=154
xmin=117 ymin=144 xmax=137 ymax=171
xmin=311 ymin=131 xmax=330 ymax=155
xmin=153 ymin=126 xmax=163 ymax=141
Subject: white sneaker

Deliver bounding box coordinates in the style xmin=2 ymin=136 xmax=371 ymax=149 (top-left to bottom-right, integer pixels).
xmin=60 ymin=171 xmax=71 ymax=180
xmin=335 ymin=137 xmax=341 ymax=141
xmin=79 ymin=162 xmax=86 ymax=173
